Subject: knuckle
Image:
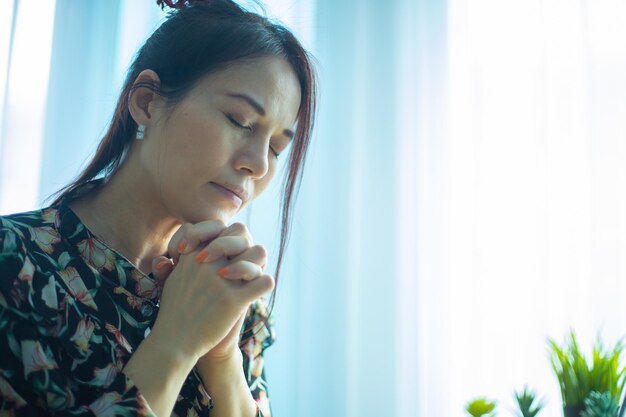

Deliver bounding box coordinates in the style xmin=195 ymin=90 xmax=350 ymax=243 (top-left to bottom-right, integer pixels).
xmin=204 ymin=219 xmax=226 ymax=235
xmin=188 ymin=220 xmax=226 ymax=245
xmin=254 ymin=264 xmax=264 ymax=276
xmin=236 ymin=260 xmax=253 ymax=274
xmin=222 ymin=223 xmax=253 ymax=246
xmin=237 ymin=235 xmax=251 ymax=247
xmin=251 ymin=245 xmax=267 ymax=259
xmin=242 ymin=268 xmax=255 ymax=280
xmin=248 ymin=262 xmax=263 ymax=276
xmin=229 ymin=222 xmax=247 ymax=235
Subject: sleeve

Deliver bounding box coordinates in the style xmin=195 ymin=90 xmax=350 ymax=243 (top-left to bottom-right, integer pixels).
xmin=240 ymin=298 xmax=277 ymax=417
xmin=0 ymin=228 xmax=158 ymax=417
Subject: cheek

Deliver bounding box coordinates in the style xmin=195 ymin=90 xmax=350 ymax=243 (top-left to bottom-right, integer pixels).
xmin=177 ymin=111 xmax=221 ymax=147
xmin=168 ymin=112 xmax=229 ymax=170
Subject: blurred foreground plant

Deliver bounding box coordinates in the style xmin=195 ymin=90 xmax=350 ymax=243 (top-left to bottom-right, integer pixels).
xmin=547 ymin=330 xmax=625 ymax=410
xmin=580 ymin=391 xmax=619 ymax=417
xmin=513 ymin=386 xmax=545 ymax=417
xmin=466 ymin=397 xmax=497 ymax=417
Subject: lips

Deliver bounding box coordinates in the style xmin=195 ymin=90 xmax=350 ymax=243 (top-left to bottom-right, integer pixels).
xmin=210 ymin=182 xmax=250 ymax=205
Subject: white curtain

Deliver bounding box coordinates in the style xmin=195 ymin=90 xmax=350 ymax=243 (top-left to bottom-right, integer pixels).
xmin=0 ymin=0 xmax=56 ymax=213
xmin=445 ymin=1 xmax=626 ymax=416
xmin=267 ymin=0 xmax=626 ymax=416
xmin=2 ymin=1 xmax=626 ymax=417
xmin=0 ymin=0 xmax=166 ymax=212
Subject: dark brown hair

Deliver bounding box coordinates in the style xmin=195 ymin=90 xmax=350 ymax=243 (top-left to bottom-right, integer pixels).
xmin=49 ymin=0 xmax=317 ymax=345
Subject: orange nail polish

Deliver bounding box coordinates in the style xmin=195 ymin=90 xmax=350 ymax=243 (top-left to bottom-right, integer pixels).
xmin=156 ymin=260 xmax=170 ymax=270
xmin=178 ymin=240 xmax=187 ymax=254
xmin=195 ymin=248 xmax=209 ymax=263
xmin=217 ymin=267 xmax=230 ymax=278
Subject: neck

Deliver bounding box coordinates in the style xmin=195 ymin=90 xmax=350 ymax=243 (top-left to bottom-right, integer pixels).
xmin=68 ymin=163 xmax=181 ymax=275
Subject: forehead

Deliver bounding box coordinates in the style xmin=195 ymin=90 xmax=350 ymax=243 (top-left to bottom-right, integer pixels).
xmin=196 ymin=56 xmax=302 ymax=124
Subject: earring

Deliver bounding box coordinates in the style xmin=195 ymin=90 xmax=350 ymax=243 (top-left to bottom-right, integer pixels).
xmin=136 ymin=124 xmax=145 ymax=140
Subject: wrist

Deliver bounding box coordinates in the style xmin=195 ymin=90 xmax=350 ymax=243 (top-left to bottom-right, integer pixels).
xmin=196 ymin=350 xmax=244 ymax=387
xmin=143 ymin=325 xmax=200 ymax=369
xmin=148 ymin=316 xmax=202 ymax=365
xmin=122 ymin=329 xmax=197 ymax=417
xmin=199 ymin=348 xmax=243 ymax=367
xmin=196 ymin=350 xmax=256 ymax=417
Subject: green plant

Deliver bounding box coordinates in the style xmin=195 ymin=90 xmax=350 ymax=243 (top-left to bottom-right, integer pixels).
xmin=466 ymin=397 xmax=497 ymax=417
xmin=580 ymin=391 xmax=619 ymax=417
xmin=547 ymin=330 xmax=626 ymax=408
xmin=513 ymin=385 xmax=545 ymax=417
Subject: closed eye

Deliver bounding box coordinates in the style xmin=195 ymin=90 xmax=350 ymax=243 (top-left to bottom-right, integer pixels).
xmin=226 ymin=114 xmax=253 ymax=132
xmin=226 ymin=114 xmax=281 ymax=159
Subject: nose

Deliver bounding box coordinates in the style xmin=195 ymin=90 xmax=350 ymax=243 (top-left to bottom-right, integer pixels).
xmin=234 ymin=135 xmax=270 ymax=179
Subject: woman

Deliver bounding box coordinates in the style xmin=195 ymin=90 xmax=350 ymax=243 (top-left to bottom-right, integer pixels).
xmin=0 ymin=0 xmax=316 ymax=416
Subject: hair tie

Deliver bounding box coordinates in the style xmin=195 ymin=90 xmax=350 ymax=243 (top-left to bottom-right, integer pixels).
xmin=157 ymin=0 xmax=188 ymax=10
xmin=157 ymin=0 xmax=215 ymax=10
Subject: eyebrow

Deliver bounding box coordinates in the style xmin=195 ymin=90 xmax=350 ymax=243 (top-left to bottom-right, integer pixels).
xmin=224 ymin=92 xmax=295 ymax=140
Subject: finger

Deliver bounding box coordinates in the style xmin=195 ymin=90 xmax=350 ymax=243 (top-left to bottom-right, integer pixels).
xmin=181 ymin=219 xmax=227 ymax=254
xmin=168 ymin=223 xmax=191 ymax=264
xmin=151 ymin=255 xmax=174 ymax=288
xmin=217 ymin=260 xmax=264 ymax=281
xmin=234 ymin=274 xmax=275 ymax=304
xmin=218 ymin=222 xmax=253 ymax=246
xmin=168 ymin=220 xmax=227 ymax=262
xmin=196 ymin=235 xmax=250 ymax=264
xmin=227 ymin=245 xmax=268 ymax=270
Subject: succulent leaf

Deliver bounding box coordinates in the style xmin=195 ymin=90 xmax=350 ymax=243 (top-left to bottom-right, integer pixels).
xmin=466 ymin=397 xmax=497 ymax=417
xmin=580 ymin=391 xmax=619 ymax=417
xmin=514 ymin=386 xmax=545 ymax=417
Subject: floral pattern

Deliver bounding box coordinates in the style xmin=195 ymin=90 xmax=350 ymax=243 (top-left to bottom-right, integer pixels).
xmin=0 ymin=183 xmax=276 ymax=416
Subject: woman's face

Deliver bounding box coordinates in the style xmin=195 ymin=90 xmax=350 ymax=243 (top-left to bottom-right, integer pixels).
xmin=137 ymin=56 xmax=301 ymax=223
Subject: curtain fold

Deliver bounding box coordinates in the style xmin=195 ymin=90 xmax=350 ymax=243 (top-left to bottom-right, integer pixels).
xmin=0 ymin=0 xmax=55 ymax=213
xmin=261 ymin=1 xmax=447 ymax=416
xmin=39 ymin=0 xmax=122 ymax=204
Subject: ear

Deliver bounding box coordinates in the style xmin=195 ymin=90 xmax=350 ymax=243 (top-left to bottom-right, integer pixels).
xmin=128 ymin=69 xmax=163 ymax=127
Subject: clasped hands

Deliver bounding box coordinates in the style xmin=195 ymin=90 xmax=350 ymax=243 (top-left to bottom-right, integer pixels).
xmin=148 ymin=220 xmax=274 ymax=366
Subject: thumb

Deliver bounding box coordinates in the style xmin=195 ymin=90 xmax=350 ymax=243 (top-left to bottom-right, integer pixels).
xmin=151 ymin=256 xmax=174 ymax=295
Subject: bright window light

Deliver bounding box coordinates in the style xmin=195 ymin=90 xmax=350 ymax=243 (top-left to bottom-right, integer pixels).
xmin=0 ymin=0 xmax=56 ymax=214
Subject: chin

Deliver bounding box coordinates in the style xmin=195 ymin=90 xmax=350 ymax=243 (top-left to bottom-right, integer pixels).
xmin=188 ymin=208 xmax=236 ymax=225
xmin=179 ymin=194 xmax=239 ymax=224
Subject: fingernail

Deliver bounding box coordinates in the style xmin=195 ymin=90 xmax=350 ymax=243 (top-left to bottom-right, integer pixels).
xmin=195 ymin=248 xmax=209 ymax=263
xmin=217 ymin=267 xmax=230 ymax=278
xmin=178 ymin=240 xmax=187 ymax=254
xmin=156 ymin=260 xmax=171 ymax=270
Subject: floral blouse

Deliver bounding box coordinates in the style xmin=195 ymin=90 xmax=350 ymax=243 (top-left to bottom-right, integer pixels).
xmin=0 ymin=185 xmax=276 ymax=416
